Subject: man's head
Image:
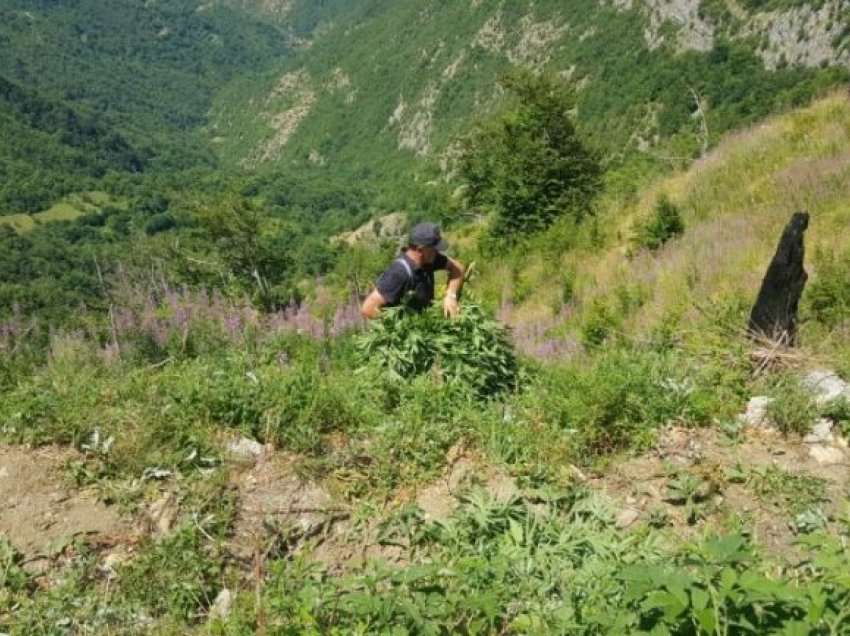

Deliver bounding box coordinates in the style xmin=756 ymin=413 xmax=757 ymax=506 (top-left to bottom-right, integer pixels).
xmin=407 ymin=222 xmax=447 ymax=265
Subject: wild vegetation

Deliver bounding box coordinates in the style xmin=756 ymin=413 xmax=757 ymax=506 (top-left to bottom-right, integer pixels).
xmin=3 ymin=1 xmax=850 ymax=633
xmin=3 ymin=89 xmax=850 ymax=632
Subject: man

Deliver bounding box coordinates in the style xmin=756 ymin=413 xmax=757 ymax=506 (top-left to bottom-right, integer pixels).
xmin=361 ymin=222 xmax=465 ymax=319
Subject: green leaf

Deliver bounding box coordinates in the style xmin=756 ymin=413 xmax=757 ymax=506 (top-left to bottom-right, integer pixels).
xmin=642 ymin=590 xmax=688 ymax=620
xmin=691 ymin=587 xmax=709 ymax=612
xmin=694 ymin=607 xmax=716 ymax=633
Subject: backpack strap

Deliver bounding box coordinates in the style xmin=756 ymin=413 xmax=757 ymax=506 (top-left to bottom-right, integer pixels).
xmin=395 ymin=257 xmax=414 ymax=281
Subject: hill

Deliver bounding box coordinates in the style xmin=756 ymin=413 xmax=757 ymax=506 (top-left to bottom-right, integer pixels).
xmin=470 ymin=91 xmax=850 ymax=367
xmin=0 ymin=0 xmax=292 ymax=214
xmin=211 ymin=0 xmax=850 ymax=190
xmin=3 ymin=89 xmax=850 ymax=633
xmin=3 ymin=7 xmax=850 ymax=630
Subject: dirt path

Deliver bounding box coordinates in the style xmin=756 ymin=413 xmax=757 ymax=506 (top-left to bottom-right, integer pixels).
xmin=0 ymin=445 xmax=128 ymax=565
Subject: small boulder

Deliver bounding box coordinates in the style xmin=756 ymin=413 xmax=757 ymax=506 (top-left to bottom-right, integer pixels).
xmin=803 ymin=419 xmax=835 ymax=445
xmin=147 ymin=493 xmax=178 ymax=537
xmin=802 ymin=370 xmax=850 ymax=407
xmin=100 ymin=552 xmax=128 ymax=580
xmin=616 ymin=508 xmax=640 ymax=529
xmin=226 ymin=437 xmax=265 ymax=462
xmin=808 ymin=445 xmax=846 ymax=466
xmin=739 ymin=396 xmax=775 ymax=429
xmin=209 ymin=588 xmax=234 ymax=621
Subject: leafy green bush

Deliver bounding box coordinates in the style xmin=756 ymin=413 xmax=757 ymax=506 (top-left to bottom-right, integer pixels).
xmin=632 ymin=194 xmax=685 ymax=251
xmin=357 ymin=303 xmax=519 ymax=398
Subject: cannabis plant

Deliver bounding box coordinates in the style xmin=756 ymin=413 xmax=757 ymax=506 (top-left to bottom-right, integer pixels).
xmin=357 ymin=303 xmax=519 ymax=398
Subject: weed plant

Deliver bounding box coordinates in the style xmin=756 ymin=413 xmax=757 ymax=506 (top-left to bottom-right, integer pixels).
xmin=519 ymin=346 xmax=721 ymax=459
xmin=763 ymin=374 xmax=819 ymax=435
xmin=211 ymin=490 xmax=850 ymax=634
xmin=806 ymin=247 xmax=850 ymax=328
xmin=357 ymin=303 xmax=519 ymax=398
xmin=632 ymin=194 xmax=685 ymax=252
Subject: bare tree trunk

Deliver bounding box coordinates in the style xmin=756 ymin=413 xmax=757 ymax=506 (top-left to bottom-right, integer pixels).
xmin=748 ymin=212 xmax=809 ymax=345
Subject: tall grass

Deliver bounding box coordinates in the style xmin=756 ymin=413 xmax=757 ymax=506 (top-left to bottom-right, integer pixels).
xmin=471 ymin=93 xmax=850 ymax=366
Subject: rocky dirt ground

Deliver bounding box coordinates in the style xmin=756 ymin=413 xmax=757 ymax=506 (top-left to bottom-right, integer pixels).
xmin=593 ymin=424 xmax=849 ymax=552
xmin=0 ymin=445 xmax=130 ymax=575
xmin=1 ymin=388 xmax=848 ymax=594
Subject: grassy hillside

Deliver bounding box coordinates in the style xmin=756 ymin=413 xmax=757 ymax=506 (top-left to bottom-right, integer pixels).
xmin=472 ymin=92 xmax=850 ymax=368
xmin=3 ymin=91 xmax=850 ymax=634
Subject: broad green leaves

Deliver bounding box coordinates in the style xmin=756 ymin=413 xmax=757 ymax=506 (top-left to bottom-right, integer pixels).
xmin=357 ymin=303 xmax=519 ymax=398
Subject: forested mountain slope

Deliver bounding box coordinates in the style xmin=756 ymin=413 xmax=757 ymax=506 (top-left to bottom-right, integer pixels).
xmin=212 ymin=0 xmax=850 ymax=187
xmin=0 ymin=0 xmax=292 ymax=213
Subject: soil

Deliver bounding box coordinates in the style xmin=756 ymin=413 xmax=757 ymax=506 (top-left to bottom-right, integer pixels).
xmin=228 ymin=451 xmax=348 ymax=565
xmin=415 ymin=443 xmax=518 ymax=522
xmin=1 ymin=423 xmax=845 ymax=582
xmin=591 ymin=426 xmax=850 ymax=555
xmin=0 ymin=445 xmax=128 ymax=567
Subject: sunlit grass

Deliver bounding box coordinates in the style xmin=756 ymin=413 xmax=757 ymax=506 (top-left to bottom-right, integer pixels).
xmin=0 ymin=191 xmax=123 ymax=233
xmin=477 ymin=92 xmax=850 ymax=358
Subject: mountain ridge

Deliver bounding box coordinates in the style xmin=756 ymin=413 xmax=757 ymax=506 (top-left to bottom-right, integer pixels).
xmin=210 ymin=0 xmax=850 ymax=192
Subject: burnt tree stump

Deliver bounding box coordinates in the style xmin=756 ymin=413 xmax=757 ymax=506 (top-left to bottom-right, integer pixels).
xmin=748 ymin=211 xmax=809 ymax=344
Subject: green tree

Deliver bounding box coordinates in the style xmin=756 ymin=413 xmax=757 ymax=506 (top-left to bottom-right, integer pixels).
xmin=191 ymin=195 xmax=294 ymax=309
xmin=458 ymin=70 xmax=602 ymax=245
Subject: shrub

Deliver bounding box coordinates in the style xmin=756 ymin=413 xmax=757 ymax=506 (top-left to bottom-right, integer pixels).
xmin=168 ymin=350 xmax=363 ymax=454
xmin=764 ymin=374 xmax=818 ymax=435
xmin=632 ymin=194 xmax=685 ymax=251
xmin=357 ymin=303 xmax=519 ymax=398
xmin=458 ymin=70 xmax=602 ymax=246
xmin=580 ymin=298 xmax=621 ymax=349
xmin=143 ymin=212 xmax=177 ymax=235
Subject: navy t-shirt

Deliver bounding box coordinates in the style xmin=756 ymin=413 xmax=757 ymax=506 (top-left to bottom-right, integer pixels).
xmin=376 ymin=251 xmax=449 ymax=311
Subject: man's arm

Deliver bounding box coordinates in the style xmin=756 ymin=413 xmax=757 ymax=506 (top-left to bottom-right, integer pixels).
xmin=363 ymin=260 xmax=408 ymax=319
xmin=361 ymin=288 xmax=387 ymax=320
xmin=443 ymin=257 xmax=465 ymax=318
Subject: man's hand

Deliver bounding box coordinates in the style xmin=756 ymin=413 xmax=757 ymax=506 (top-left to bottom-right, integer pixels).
xmin=361 ymin=289 xmax=387 ymax=320
xmin=443 ymin=257 xmax=464 ymax=319
xmin=443 ymin=293 xmax=460 ymax=318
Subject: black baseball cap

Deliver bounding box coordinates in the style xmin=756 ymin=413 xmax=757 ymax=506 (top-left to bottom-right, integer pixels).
xmin=409 ymin=222 xmax=448 ymax=251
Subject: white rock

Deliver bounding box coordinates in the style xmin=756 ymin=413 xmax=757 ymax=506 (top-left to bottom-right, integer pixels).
xmin=803 ymin=418 xmax=835 ymax=444
xmin=100 ymin=552 xmax=127 ymax=580
xmin=802 ymin=369 xmax=850 ymax=407
xmin=809 ymin=445 xmax=846 ymax=466
xmin=739 ymin=396 xmax=774 ymax=429
xmin=616 ymin=508 xmax=640 ymax=529
xmin=209 ymin=588 xmax=233 ymax=621
xmin=148 ymin=493 xmax=178 ymax=537
xmin=226 ymin=437 xmax=264 ymax=460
